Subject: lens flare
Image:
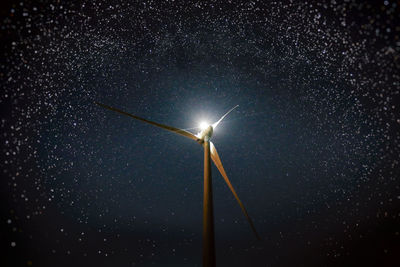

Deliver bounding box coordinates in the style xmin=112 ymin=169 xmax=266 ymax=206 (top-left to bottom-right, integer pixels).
xmin=199 ymin=121 xmax=209 ymax=130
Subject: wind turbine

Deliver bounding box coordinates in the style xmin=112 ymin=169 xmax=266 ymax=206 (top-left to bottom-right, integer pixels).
xmin=95 ymin=102 xmax=260 ymax=267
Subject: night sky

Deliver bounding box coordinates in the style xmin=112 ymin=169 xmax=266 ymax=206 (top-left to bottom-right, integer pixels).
xmin=1 ymin=0 xmax=399 ymax=266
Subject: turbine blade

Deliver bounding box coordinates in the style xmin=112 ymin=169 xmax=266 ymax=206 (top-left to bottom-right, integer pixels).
xmin=212 ymin=105 xmax=239 ymax=129
xmin=96 ymin=102 xmax=199 ymax=142
xmin=209 ymin=142 xmax=261 ymax=240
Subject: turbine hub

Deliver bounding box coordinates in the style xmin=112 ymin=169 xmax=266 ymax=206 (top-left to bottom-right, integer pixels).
xmin=198 ymin=125 xmax=213 ymax=141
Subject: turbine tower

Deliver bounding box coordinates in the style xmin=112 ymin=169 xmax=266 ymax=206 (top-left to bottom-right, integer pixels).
xmin=96 ymin=102 xmax=260 ymax=267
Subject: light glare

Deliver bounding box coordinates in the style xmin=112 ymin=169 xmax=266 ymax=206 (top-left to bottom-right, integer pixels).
xmin=199 ymin=121 xmax=209 ymax=130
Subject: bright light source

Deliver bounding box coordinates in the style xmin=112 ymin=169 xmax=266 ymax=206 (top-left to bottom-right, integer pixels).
xmin=199 ymin=121 xmax=209 ymax=130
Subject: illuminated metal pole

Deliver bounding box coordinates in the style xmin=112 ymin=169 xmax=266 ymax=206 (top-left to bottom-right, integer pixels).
xmin=202 ymin=139 xmax=216 ymax=267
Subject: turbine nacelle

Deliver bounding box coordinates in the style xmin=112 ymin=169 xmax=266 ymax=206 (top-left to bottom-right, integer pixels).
xmin=197 ymin=125 xmax=213 ymax=141
xmin=196 ymin=105 xmax=239 ymax=142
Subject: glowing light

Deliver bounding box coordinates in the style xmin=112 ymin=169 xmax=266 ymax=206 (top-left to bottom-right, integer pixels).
xmin=199 ymin=121 xmax=209 ymax=130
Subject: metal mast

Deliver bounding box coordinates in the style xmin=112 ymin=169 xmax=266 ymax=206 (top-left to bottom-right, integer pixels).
xmin=202 ymin=139 xmax=216 ymax=267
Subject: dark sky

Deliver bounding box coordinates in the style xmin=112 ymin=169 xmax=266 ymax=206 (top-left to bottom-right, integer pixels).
xmin=1 ymin=0 xmax=399 ymax=266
